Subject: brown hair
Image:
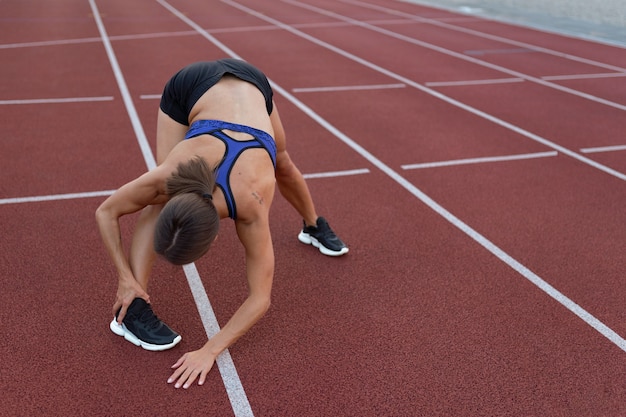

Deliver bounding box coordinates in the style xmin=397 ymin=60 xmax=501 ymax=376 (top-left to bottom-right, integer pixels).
xmin=154 ymin=156 xmax=220 ymax=265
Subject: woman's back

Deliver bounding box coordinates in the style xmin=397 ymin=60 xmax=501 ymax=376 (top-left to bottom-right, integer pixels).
xmin=188 ymin=75 xmax=275 ymax=140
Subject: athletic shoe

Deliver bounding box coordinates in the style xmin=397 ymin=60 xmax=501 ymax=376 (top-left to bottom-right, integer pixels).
xmin=298 ymin=217 xmax=349 ymax=256
xmin=109 ymin=298 xmax=181 ymax=351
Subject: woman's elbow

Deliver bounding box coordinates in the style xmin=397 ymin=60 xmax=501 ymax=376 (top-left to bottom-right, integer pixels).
xmin=252 ymin=293 xmax=272 ymax=316
xmin=95 ymin=204 xmax=107 ymax=226
xmin=259 ymin=295 xmax=272 ymax=315
xmin=95 ymin=202 xmax=117 ymax=231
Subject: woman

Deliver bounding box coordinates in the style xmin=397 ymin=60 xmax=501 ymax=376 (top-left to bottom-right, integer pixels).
xmin=95 ymin=58 xmax=347 ymax=390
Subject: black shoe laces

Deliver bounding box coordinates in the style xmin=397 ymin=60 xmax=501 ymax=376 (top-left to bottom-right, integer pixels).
xmin=137 ymin=307 xmax=162 ymax=330
xmin=316 ymin=221 xmax=339 ymax=241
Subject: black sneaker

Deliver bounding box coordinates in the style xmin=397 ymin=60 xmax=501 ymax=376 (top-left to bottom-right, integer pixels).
xmin=298 ymin=217 xmax=349 ymax=256
xmin=109 ymin=298 xmax=181 ymax=351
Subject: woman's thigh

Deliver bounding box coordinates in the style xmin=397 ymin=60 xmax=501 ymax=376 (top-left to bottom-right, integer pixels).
xmin=156 ymin=109 xmax=189 ymax=164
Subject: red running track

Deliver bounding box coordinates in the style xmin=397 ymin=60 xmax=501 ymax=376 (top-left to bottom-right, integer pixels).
xmin=1 ymin=0 xmax=625 ymax=416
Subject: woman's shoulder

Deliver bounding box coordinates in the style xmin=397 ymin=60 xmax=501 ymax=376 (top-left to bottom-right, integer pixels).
xmin=232 ymin=171 xmax=276 ymax=221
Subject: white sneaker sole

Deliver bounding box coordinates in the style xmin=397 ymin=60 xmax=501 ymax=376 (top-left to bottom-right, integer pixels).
xmin=110 ymin=318 xmax=181 ymax=352
xmin=298 ymin=232 xmax=349 ymax=256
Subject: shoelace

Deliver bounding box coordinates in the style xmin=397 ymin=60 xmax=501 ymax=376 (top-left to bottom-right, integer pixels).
xmin=316 ymin=222 xmax=339 ymax=241
xmin=137 ymin=306 xmax=162 ymax=330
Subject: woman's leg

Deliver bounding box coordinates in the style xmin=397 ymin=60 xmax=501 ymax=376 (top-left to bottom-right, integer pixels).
xmin=129 ymin=110 xmax=189 ymax=289
xmin=270 ymin=106 xmax=319 ymax=227
xmin=270 ymin=105 xmax=348 ymax=256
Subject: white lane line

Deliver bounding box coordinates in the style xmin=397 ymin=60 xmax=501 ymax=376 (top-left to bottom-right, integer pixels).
xmin=402 ymin=151 xmax=558 ymax=170
xmin=542 ymin=72 xmax=626 ymax=81
xmin=425 ymin=78 xmax=524 ymax=87
xmin=293 ymin=83 xmax=405 ymax=93
xmin=304 ymin=168 xmax=370 ymax=178
xmin=0 ymin=96 xmax=114 ymax=105
xmin=90 ymin=2 xmax=252 ymax=415
xmin=464 ymin=47 xmax=535 ymax=56
xmin=0 ymin=37 xmax=102 ymax=49
xmin=423 ymin=73 xmax=626 ymax=88
xmin=0 ymin=190 xmax=115 ymax=205
xmin=221 ymin=0 xmax=626 ymax=353
xmin=140 ymin=94 xmax=162 ymax=100
xmin=580 ymin=145 xmax=626 ymax=154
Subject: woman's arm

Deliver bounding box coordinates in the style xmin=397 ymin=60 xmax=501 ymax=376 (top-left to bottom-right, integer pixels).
xmin=168 ymin=195 xmax=275 ymax=389
xmin=217 ymin=215 xmax=275 ymax=347
xmin=95 ymin=169 xmax=169 ymax=321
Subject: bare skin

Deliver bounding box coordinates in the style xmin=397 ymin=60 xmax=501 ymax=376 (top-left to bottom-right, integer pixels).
xmin=95 ymin=75 xmax=321 ymax=389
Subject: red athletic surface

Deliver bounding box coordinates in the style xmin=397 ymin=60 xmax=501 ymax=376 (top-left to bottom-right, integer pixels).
xmin=1 ymin=0 xmax=625 ymax=416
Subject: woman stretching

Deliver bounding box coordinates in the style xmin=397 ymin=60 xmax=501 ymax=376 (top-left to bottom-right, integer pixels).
xmin=95 ymin=58 xmax=347 ymax=390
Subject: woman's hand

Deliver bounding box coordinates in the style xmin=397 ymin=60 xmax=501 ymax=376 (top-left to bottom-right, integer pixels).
xmin=168 ymin=346 xmax=216 ymax=389
xmin=112 ymin=277 xmax=150 ymax=323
